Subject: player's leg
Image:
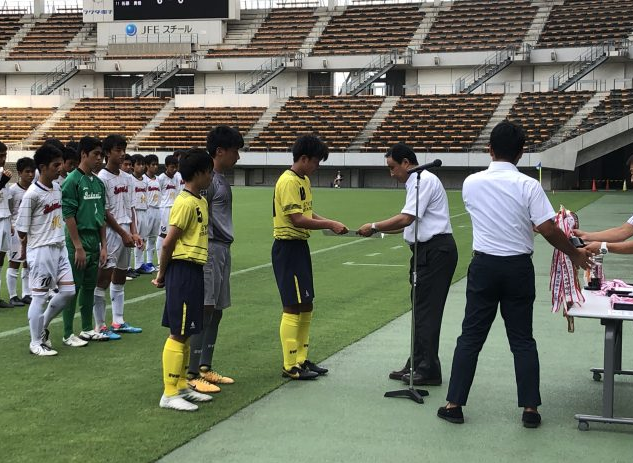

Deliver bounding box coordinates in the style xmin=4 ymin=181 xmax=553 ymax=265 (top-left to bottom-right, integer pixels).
xmin=110 ymin=233 xmax=142 ymax=334
xmin=7 ymin=231 xmax=25 ymax=306
xmin=160 ymin=261 xmax=209 ymax=411
xmin=0 ymin=218 xmax=12 ymax=307
xmin=94 ymin=227 xmax=119 ymax=339
xmin=26 ymin=247 xmax=56 ymax=356
xmin=21 ymin=265 xmax=31 ymax=304
xmin=43 ymin=248 xmax=76 ymax=344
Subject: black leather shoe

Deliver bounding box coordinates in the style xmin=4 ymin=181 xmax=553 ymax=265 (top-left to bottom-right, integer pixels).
xmin=437 ymin=406 xmax=464 ymax=424
xmin=402 ymin=372 xmax=442 ymax=386
xmin=301 ymin=360 xmax=328 ymax=375
xmin=389 ymin=365 xmax=410 ymax=381
xmin=522 ymin=411 xmax=541 ymax=428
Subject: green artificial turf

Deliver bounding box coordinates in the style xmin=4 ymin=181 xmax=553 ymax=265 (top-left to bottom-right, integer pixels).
xmin=0 ymin=188 xmax=603 ymax=463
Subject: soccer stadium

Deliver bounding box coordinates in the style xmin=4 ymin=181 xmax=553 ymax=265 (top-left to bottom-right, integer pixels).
xmin=0 ymin=0 xmax=632 ymax=461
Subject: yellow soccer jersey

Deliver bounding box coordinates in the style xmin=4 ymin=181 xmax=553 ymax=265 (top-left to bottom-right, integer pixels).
xmin=273 ymin=169 xmax=313 ymax=240
xmin=169 ymin=190 xmax=209 ymax=265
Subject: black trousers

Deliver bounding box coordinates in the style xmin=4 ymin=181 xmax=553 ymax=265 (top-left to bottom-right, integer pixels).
xmin=446 ymin=253 xmax=541 ymax=408
xmin=407 ymin=234 xmax=458 ymax=378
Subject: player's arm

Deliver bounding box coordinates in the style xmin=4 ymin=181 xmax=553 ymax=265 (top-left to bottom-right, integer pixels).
xmin=536 ymin=219 xmax=592 ymax=269
xmin=291 ymin=212 xmax=347 ymax=234
xmin=0 ymin=169 xmax=11 ymax=190
xmin=152 ymin=225 xmax=184 ymax=288
xmin=576 ymin=222 xmax=633 ymax=243
xmin=358 ymin=213 xmax=412 ymax=236
xmin=99 ymin=223 xmax=107 ymax=267
xmin=65 ymin=217 xmax=86 ymax=269
xmin=105 ymin=210 xmax=134 ymax=246
xmin=129 ymin=207 xmax=142 ymax=247
xmin=15 ymin=195 xmax=31 ymax=249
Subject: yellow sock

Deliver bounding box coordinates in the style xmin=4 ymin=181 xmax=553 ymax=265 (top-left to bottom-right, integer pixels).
xmin=296 ymin=311 xmax=312 ymax=365
xmin=177 ymin=340 xmax=191 ymax=391
xmin=162 ymin=338 xmax=185 ymax=396
xmin=280 ymin=313 xmax=300 ymax=370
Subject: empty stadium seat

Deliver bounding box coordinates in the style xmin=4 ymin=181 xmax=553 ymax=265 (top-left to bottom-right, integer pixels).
xmin=138 ymin=106 xmax=267 ymax=151
xmin=311 ymin=4 xmax=424 ymax=55
xmin=250 ymin=96 xmax=384 ymax=151
xmin=8 ymin=13 xmax=85 ymax=60
xmin=420 ymin=0 xmax=537 ymax=53
xmin=366 ymin=94 xmax=502 ymax=152
xmin=0 ymin=14 xmax=23 ymax=50
xmin=571 ymin=88 xmax=633 ymax=136
xmin=0 ymin=107 xmax=55 ymax=144
xmin=536 ymin=0 xmax=633 ymax=49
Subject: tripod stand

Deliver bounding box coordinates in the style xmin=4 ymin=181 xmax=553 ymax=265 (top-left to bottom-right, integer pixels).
xmin=384 ymin=169 xmax=430 ymax=404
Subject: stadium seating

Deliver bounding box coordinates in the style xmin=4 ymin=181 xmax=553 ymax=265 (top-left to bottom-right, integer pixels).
xmin=572 ymin=88 xmax=633 ymax=136
xmin=8 ymin=13 xmax=85 ymax=60
xmin=138 ymin=106 xmax=266 ymax=151
xmin=310 ymin=4 xmax=424 ymax=55
xmin=31 ymin=98 xmax=167 ymax=148
xmin=419 ymin=0 xmax=537 ymax=53
xmin=0 ymin=107 xmax=55 ymax=144
xmin=0 ymin=14 xmax=23 ymax=50
xmin=536 ymin=0 xmax=633 ymax=49
xmin=249 ymin=96 xmax=384 ymax=151
xmin=365 ymin=94 xmax=502 ymax=152
xmin=508 ymin=91 xmax=594 ymax=147
xmin=207 ymin=8 xmax=317 ymax=58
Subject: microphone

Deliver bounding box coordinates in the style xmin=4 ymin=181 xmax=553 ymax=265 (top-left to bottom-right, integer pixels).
xmin=407 ymin=159 xmax=442 ymax=174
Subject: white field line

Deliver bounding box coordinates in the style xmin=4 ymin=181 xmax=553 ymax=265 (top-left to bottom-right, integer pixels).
xmin=0 ymin=238 xmax=368 ymax=340
xmin=365 ymin=253 xmax=381 ymax=257
xmin=343 ymin=262 xmax=406 ymax=267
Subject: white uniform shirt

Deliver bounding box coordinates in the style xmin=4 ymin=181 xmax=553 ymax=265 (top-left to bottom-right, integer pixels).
xmin=463 ymin=161 xmax=555 ymax=256
xmin=53 ymin=174 xmax=67 ymax=188
xmin=175 ymin=171 xmax=185 ymax=192
xmin=158 ymin=173 xmax=180 ymax=208
xmin=144 ymin=174 xmax=161 ymax=208
xmin=402 ymin=170 xmax=453 ymax=244
xmin=0 ymin=168 xmax=12 ymax=219
xmin=9 ymin=183 xmax=28 ymax=226
xmin=131 ymin=175 xmax=148 ymax=211
xmin=16 ymin=181 xmax=65 ymax=248
xmin=98 ymin=168 xmax=133 ymax=225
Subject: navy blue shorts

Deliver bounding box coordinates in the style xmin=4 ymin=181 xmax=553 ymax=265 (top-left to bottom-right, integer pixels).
xmin=271 ymin=239 xmax=314 ymax=307
xmin=162 ymin=260 xmax=204 ymax=337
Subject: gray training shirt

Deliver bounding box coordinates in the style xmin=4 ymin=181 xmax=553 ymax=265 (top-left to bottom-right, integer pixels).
xmin=206 ymin=171 xmax=234 ymax=245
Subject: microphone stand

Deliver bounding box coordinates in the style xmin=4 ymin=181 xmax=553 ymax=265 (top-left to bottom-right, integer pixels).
xmin=384 ymin=169 xmax=429 ymax=404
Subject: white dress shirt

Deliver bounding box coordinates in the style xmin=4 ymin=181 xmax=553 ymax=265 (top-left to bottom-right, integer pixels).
xmin=402 ymin=170 xmax=452 ymax=245
xmin=463 ymin=161 xmax=555 ymax=256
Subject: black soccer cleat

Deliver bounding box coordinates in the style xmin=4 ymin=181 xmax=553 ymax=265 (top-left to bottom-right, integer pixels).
xmin=282 ymin=366 xmax=318 ymax=380
xmin=301 ymin=360 xmax=328 ymax=375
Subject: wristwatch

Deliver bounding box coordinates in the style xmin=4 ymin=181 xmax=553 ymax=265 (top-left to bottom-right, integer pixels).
xmin=600 ymin=242 xmax=608 ymax=255
xmin=371 ymin=223 xmax=379 ymax=234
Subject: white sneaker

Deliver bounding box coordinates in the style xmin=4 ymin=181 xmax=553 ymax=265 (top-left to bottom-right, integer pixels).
xmin=159 ymin=394 xmax=198 ymax=411
xmin=79 ymin=330 xmax=110 ymax=342
xmin=63 ymin=334 xmax=88 ymax=347
xmin=30 ymin=344 xmax=58 ymax=356
xmin=178 ymin=388 xmax=213 ymax=402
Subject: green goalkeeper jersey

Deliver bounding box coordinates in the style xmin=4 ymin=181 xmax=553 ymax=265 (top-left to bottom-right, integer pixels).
xmin=62 ymin=167 xmax=106 ymax=249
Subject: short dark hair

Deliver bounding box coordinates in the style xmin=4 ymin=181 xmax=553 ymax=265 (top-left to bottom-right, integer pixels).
xmin=63 ymin=146 xmax=79 ymax=162
xmin=490 ymin=121 xmax=525 ymax=161
xmin=124 ymin=153 xmax=132 ymax=162
xmin=130 ymin=154 xmax=145 ymax=166
xmin=172 ymin=149 xmax=187 ymax=160
xmin=16 ymin=157 xmax=36 ymax=173
xmin=42 ymin=138 xmax=64 ymax=151
xmin=206 ymin=126 xmax=244 ymax=158
xmin=626 ymin=155 xmax=633 ymax=167
xmin=292 ymin=134 xmax=329 ymax=163
xmin=78 ymin=136 xmax=102 ymax=156
xmin=385 ymin=143 xmax=418 ymax=165
xmin=0 ymin=141 xmax=7 ymax=152
xmin=164 ymin=155 xmax=178 ymax=168
xmin=66 ymin=141 xmax=79 ymax=152
xmin=103 ymin=134 xmax=127 ymax=153
xmin=144 ymin=154 xmax=158 ymax=165
xmin=179 ymin=148 xmax=212 ymax=182
xmin=34 ymin=144 xmax=63 ymax=169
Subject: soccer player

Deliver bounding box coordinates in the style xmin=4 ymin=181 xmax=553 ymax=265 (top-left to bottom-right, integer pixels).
xmin=144 ymin=154 xmax=161 ymax=272
xmin=157 ymin=154 xmax=180 ymax=259
xmin=62 ymin=136 xmax=109 ymax=345
xmin=17 ymin=144 xmax=76 ymax=356
xmin=0 ymin=142 xmax=14 ymax=308
xmin=130 ymin=154 xmax=151 ymax=274
xmin=94 ymin=134 xmax=143 ymax=339
xmin=6 ymin=157 xmax=36 ymax=307
xmin=273 ymin=134 xmax=348 ymax=380
xmin=188 ymin=126 xmax=242 ymax=393
xmin=153 ymin=148 xmax=213 ymax=411
xmin=122 ymin=154 xmax=133 ymax=175
xmin=54 ymin=146 xmax=80 ymax=187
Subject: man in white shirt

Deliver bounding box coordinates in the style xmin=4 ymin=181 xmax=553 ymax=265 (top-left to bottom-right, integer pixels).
xmin=359 ymin=143 xmax=457 ymax=386
xmin=437 ymin=121 xmax=592 ymax=428
xmin=0 ymin=142 xmax=14 ymax=308
xmin=143 ymin=154 xmax=161 ymax=272
xmin=17 ymin=144 xmax=76 ymax=356
xmin=157 ymin=154 xmax=180 ymax=259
